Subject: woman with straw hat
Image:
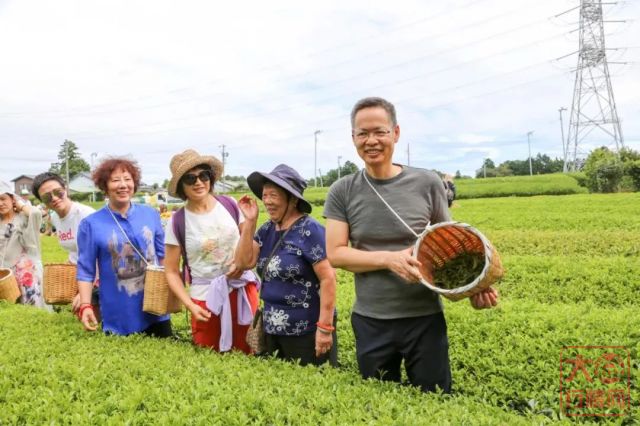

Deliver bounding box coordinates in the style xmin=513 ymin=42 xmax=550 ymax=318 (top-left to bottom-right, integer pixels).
xmin=235 ymin=164 xmax=337 ymax=366
xmin=76 ymin=157 xmax=172 ymax=337
xmin=164 ymin=149 xmax=259 ymax=353
xmin=0 ymin=180 xmax=50 ymax=309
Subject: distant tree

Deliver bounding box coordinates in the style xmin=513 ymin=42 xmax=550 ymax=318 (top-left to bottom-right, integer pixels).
xmin=322 ymin=161 xmax=360 ymax=186
xmin=583 ymin=147 xmax=623 ymax=193
xmin=49 ymin=140 xmax=90 ymax=182
xmin=620 ymin=147 xmax=640 ymax=191
xmin=161 ymin=179 xmax=169 ymax=189
xmin=455 ymin=170 xmax=462 ymax=179
xmin=475 ymin=158 xmax=496 ymax=178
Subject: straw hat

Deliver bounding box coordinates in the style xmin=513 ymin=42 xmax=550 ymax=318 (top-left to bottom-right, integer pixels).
xmin=168 ymin=149 xmax=223 ymax=198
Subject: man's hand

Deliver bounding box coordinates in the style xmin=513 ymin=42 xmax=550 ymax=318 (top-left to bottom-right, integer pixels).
xmin=470 ymin=286 xmax=499 ymax=309
xmin=237 ymin=195 xmax=259 ymax=222
xmin=385 ymin=247 xmax=423 ymax=283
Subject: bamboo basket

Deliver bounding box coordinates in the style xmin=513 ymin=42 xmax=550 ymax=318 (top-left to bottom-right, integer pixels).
xmin=412 ymin=221 xmax=503 ymax=301
xmin=143 ymin=265 xmax=182 ymax=315
xmin=0 ymin=268 xmax=21 ymax=303
xmin=43 ymin=263 xmax=78 ymax=304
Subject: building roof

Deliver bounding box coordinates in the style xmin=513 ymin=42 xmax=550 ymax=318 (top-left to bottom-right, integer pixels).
xmin=11 ymin=175 xmax=35 ymax=182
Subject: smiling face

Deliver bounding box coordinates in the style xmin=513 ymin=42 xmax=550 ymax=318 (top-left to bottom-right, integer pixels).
xmin=181 ymin=166 xmax=213 ymax=202
xmin=0 ymin=193 xmax=13 ymax=217
xmin=38 ymin=179 xmax=71 ymax=216
xmin=261 ymin=182 xmax=297 ymax=223
xmin=352 ymin=106 xmax=400 ymax=170
xmin=106 ymin=167 xmax=135 ymax=208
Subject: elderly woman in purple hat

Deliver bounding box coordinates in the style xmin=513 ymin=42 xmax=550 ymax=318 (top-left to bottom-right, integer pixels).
xmin=235 ymin=164 xmax=337 ymax=366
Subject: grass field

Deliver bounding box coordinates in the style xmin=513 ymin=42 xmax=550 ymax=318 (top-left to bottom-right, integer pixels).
xmin=1 ymin=191 xmax=638 ymax=424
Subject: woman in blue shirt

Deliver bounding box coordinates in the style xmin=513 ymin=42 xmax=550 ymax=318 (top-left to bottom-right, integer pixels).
xmin=76 ymin=158 xmax=172 ymax=337
xmin=235 ymin=164 xmax=337 ymax=366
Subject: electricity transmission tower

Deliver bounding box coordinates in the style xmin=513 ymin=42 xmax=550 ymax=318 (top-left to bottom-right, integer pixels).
xmin=562 ymin=0 xmax=625 ymax=171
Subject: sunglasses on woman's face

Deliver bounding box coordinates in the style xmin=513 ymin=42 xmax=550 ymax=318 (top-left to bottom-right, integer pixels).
xmin=41 ymin=188 xmax=66 ymax=204
xmin=182 ymin=170 xmax=212 ymax=186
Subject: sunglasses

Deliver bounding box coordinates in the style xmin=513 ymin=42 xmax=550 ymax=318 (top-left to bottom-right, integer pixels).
xmin=41 ymin=188 xmax=66 ymax=204
xmin=182 ymin=170 xmax=212 ymax=186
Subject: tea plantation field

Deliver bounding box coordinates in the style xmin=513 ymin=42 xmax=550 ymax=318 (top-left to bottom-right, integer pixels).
xmin=1 ymin=192 xmax=638 ymax=425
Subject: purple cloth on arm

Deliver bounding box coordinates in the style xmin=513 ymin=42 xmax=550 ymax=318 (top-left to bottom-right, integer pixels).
xmin=202 ymin=270 xmax=258 ymax=352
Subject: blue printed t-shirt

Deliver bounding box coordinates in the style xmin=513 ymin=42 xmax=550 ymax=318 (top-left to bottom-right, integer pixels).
xmin=77 ymin=203 xmax=168 ymax=335
xmin=255 ymin=216 xmax=326 ymax=336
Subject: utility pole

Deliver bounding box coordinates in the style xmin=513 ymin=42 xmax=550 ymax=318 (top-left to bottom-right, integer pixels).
xmin=337 ymin=156 xmax=342 ymax=180
xmin=527 ymin=131 xmax=534 ymax=176
xmin=314 ymin=130 xmax=322 ymax=187
xmin=406 ymin=142 xmax=411 ymax=166
xmin=558 ymin=107 xmax=568 ymax=172
xmin=560 ymin=0 xmax=625 ymax=171
xmin=483 ymin=159 xmax=487 ymax=178
xmin=219 ymin=144 xmax=229 ymax=192
xmin=318 ymin=169 xmax=323 ymax=187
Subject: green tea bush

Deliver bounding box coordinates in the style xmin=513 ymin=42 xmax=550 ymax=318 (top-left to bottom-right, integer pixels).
xmin=455 ymin=174 xmax=587 ymax=199
xmin=8 ymin=192 xmax=638 ymax=424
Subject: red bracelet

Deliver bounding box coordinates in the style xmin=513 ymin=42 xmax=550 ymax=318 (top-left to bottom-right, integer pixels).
xmin=78 ymin=304 xmax=94 ymax=319
xmin=316 ymin=322 xmax=335 ymax=332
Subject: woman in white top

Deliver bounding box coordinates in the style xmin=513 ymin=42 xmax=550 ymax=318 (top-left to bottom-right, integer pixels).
xmin=0 ymin=180 xmax=49 ymax=309
xmin=164 ymin=149 xmax=258 ymax=353
xmin=32 ymin=172 xmax=96 ymax=312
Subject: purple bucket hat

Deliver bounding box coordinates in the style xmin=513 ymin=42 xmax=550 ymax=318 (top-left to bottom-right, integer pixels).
xmin=247 ymin=164 xmax=312 ymax=214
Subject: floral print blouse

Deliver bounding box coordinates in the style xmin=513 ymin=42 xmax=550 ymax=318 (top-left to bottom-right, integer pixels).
xmin=255 ymin=215 xmax=327 ymax=336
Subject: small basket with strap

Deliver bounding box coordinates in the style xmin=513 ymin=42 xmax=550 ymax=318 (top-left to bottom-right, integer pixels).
xmin=0 ymin=268 xmax=20 ymax=303
xmin=43 ymin=263 xmax=78 ymax=304
xmin=412 ymin=222 xmax=503 ymax=301
xmin=107 ymin=207 xmax=182 ymax=316
xmin=143 ymin=265 xmax=183 ymax=315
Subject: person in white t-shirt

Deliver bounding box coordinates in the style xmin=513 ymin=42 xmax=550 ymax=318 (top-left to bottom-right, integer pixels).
xmin=164 ymin=149 xmax=259 ymax=353
xmin=32 ymin=172 xmax=96 ymax=312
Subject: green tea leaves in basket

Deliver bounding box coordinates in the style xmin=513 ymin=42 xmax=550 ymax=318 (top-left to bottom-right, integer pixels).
xmin=432 ymin=252 xmax=485 ymax=290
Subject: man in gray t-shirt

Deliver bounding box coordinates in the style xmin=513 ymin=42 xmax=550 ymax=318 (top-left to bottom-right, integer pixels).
xmin=324 ymin=97 xmax=498 ymax=393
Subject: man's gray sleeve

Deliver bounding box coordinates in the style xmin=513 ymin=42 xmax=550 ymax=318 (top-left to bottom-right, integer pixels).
xmin=429 ymin=175 xmax=452 ymax=224
xmin=323 ymin=180 xmax=347 ymax=222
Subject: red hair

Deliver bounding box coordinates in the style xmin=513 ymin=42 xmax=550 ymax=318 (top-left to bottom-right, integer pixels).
xmin=92 ymin=157 xmax=142 ymax=193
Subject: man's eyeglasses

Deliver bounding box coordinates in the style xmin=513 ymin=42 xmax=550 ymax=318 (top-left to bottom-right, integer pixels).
xmin=41 ymin=188 xmax=66 ymax=204
xmin=182 ymin=170 xmax=212 ymax=186
xmin=3 ymin=223 xmax=14 ymax=239
xmin=352 ymin=128 xmax=392 ymax=142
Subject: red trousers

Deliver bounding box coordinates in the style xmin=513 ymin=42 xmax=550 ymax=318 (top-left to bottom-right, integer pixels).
xmin=190 ymin=283 xmax=259 ymax=354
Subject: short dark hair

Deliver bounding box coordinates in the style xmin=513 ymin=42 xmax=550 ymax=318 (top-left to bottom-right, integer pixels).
xmin=176 ymin=164 xmax=215 ymax=201
xmin=350 ymin=97 xmax=397 ymax=128
xmin=92 ymin=157 xmax=142 ymax=194
xmin=32 ymin=172 xmax=66 ymax=201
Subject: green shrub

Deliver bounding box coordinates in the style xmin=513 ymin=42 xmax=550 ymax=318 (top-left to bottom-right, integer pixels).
xmin=20 ymin=192 xmax=640 ymax=424
xmin=583 ymin=147 xmax=624 ymax=193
